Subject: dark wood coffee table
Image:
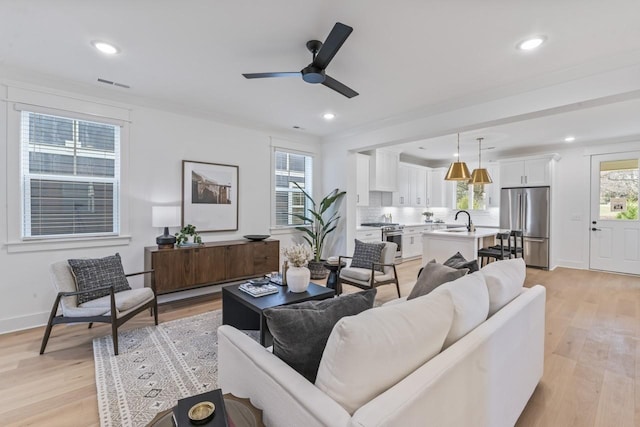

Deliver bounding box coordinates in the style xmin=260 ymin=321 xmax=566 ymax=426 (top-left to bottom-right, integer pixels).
xmin=222 ymin=282 xmax=335 ymax=346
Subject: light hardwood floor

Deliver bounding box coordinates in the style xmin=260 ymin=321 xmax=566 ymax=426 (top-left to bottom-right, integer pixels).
xmin=1 ymin=261 xmax=639 ymax=426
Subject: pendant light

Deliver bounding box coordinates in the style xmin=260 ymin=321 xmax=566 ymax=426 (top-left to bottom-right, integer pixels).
xmin=445 ymin=133 xmax=471 ymax=181
xmin=470 ymin=137 xmax=493 ymax=184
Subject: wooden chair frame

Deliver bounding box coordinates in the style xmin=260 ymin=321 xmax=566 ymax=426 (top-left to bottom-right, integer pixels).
xmin=40 ymin=270 xmax=158 ymax=356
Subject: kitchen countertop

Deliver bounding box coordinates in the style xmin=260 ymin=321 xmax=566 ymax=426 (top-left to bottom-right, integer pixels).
xmin=422 ymin=227 xmax=501 ymax=239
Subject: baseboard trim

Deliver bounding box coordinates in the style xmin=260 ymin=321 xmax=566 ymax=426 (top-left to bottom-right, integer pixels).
xmin=0 ymin=311 xmax=49 ymax=335
xmin=554 ymin=260 xmax=588 ymax=270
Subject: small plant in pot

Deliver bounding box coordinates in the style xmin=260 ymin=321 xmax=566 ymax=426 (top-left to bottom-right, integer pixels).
xmin=175 ymin=224 xmax=203 ymax=246
xmin=291 ymin=182 xmax=346 ymax=279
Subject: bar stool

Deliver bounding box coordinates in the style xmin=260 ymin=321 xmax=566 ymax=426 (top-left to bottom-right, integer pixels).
xmin=490 ymin=230 xmax=524 ymax=259
xmin=478 ymin=232 xmax=512 ymax=267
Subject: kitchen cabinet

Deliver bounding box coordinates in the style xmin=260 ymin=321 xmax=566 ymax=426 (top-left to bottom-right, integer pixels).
xmin=144 ymin=240 xmax=279 ymax=294
xmin=500 ymin=157 xmax=551 ymax=187
xmin=427 ymin=167 xmax=453 ymax=208
xmin=485 ymin=163 xmax=500 ymax=207
xmin=356 ymin=153 xmax=370 ymax=206
xmin=391 ymin=163 xmax=427 ymax=207
xmin=402 ymin=226 xmax=425 ymax=259
xmin=356 ymin=228 xmax=383 ymax=244
xmin=369 ymin=149 xmax=399 ymax=192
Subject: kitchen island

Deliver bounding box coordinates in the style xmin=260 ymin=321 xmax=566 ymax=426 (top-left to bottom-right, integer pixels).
xmin=421 ymin=228 xmax=499 ymax=263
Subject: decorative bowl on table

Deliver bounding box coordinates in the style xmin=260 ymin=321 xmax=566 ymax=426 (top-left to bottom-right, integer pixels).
xmin=248 ymin=277 xmax=271 ymax=286
xmin=243 ymin=234 xmax=270 ymax=241
xmin=188 ymin=401 xmax=215 ymax=425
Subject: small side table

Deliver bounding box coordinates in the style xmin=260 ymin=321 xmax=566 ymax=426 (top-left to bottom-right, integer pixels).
xmin=324 ymin=261 xmax=346 ymax=295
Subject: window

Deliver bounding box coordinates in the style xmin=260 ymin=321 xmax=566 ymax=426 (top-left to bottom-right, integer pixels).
xmin=598 ymin=159 xmax=638 ymax=220
xmin=274 ymin=150 xmax=313 ymax=226
xmin=21 ymin=111 xmax=120 ymax=238
xmin=456 ymin=181 xmax=487 ymax=210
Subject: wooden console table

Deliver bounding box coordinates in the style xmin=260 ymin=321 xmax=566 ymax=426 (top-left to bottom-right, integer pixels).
xmin=144 ymin=240 xmax=279 ymax=294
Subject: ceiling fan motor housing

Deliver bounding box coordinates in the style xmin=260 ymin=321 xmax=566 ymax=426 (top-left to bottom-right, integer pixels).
xmin=301 ymin=66 xmax=326 ymax=83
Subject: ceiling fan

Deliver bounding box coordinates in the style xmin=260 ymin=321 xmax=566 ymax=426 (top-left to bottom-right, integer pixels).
xmin=242 ymin=22 xmax=359 ymax=98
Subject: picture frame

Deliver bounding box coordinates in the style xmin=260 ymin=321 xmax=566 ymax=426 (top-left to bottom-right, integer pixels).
xmin=181 ymin=160 xmax=239 ymax=232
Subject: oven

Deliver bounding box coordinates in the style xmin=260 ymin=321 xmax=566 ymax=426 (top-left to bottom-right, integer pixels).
xmin=382 ymin=226 xmax=403 ymax=260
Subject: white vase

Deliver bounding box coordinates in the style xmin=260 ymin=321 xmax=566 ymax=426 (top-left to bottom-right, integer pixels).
xmin=286 ymin=266 xmax=310 ymax=293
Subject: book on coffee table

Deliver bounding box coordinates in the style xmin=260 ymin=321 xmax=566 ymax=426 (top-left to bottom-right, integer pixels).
xmin=238 ymin=282 xmax=279 ymax=297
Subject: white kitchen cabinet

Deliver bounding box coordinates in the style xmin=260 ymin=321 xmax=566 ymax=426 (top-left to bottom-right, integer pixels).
xmin=427 ymin=168 xmax=453 ymax=208
xmin=369 ymin=149 xmax=399 ymax=192
xmin=356 ymin=228 xmax=382 ymax=244
xmin=402 ymin=225 xmax=427 ymax=259
xmin=392 ymin=164 xmax=410 ymax=206
xmin=485 ymin=163 xmax=500 ymax=207
xmin=356 ymin=153 xmax=370 ymax=206
xmin=392 ymin=163 xmax=427 ymax=207
xmin=500 ymin=157 xmax=551 ymax=187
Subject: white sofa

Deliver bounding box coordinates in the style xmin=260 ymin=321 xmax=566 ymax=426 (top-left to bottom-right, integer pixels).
xmin=218 ymin=259 xmax=545 ymax=427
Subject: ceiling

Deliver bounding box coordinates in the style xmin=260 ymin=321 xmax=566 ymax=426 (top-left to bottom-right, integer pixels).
xmin=2 ymin=1 xmax=640 ymax=152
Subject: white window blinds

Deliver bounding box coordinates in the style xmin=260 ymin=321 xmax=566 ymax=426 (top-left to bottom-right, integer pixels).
xmin=274 ymin=150 xmax=313 ymax=226
xmin=20 ymin=110 xmax=121 ymax=238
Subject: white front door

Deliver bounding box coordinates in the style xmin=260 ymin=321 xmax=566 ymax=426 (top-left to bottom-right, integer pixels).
xmin=589 ymin=152 xmax=640 ymax=274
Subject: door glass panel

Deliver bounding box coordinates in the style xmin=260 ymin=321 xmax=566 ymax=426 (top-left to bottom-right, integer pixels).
xmin=598 ymin=159 xmax=638 ymax=220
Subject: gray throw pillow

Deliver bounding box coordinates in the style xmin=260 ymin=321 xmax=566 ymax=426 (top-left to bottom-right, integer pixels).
xmin=444 ymin=252 xmax=479 ymax=273
xmin=68 ymin=253 xmax=131 ymax=304
xmin=264 ymin=289 xmax=377 ymax=382
xmin=407 ymin=260 xmax=468 ymax=300
xmin=350 ymin=239 xmax=385 ymax=272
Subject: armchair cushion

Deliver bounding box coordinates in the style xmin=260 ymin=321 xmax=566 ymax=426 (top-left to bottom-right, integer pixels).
xmin=80 ymin=287 xmax=155 ymax=314
xmin=407 ymin=260 xmax=468 ymax=300
xmin=350 ymin=239 xmax=385 ymax=272
xmin=443 ymin=251 xmax=480 ymax=273
xmin=264 ymin=289 xmax=377 ymax=382
xmin=339 ymin=267 xmax=384 ymax=282
xmin=68 ymin=253 xmax=131 ymax=304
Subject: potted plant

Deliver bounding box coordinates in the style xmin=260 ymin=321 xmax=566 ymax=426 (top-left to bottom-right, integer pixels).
xmin=175 ymin=224 xmax=203 ymax=246
xmin=292 ymin=182 xmax=346 ymax=279
xmin=282 ymin=244 xmax=313 ymax=292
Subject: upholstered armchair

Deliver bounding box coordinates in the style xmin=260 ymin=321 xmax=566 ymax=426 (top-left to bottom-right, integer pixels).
xmin=337 ymin=241 xmax=400 ymax=297
xmin=40 ymin=259 xmax=158 ymax=356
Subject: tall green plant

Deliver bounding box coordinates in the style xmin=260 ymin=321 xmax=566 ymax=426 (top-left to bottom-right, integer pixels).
xmin=291 ymin=182 xmax=346 ymax=262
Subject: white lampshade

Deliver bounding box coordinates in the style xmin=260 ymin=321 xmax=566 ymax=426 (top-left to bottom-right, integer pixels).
xmin=152 ymin=206 xmax=181 ymax=227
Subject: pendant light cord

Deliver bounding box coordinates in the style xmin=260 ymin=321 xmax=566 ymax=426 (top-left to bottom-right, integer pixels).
xmin=477 ymin=137 xmax=483 ymax=167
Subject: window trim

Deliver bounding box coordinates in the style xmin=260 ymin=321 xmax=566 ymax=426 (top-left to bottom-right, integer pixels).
xmin=271 ymin=146 xmax=315 ymax=230
xmin=5 ymin=85 xmax=131 ymax=251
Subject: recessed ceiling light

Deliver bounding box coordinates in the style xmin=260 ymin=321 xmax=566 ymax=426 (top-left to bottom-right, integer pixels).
xmin=517 ymin=36 xmax=546 ymax=51
xmin=323 ymin=112 xmax=335 ymax=120
xmin=91 ymin=40 xmax=120 ymax=55
xmin=564 ymin=136 xmax=576 ymax=143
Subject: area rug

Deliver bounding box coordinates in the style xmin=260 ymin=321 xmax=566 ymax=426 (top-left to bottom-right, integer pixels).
xmin=93 ymin=310 xmax=247 ymax=427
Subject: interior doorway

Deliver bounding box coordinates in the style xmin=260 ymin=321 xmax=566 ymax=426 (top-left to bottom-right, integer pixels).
xmin=589 ymin=152 xmax=640 ymax=275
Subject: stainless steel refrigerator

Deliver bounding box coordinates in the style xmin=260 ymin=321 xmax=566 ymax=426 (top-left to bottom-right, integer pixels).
xmin=500 ymin=186 xmax=550 ymax=269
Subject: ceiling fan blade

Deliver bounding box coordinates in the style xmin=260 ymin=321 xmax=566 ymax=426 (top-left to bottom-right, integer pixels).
xmin=322 ymin=75 xmax=359 ymax=98
xmin=242 ymin=72 xmax=301 ymax=79
xmin=312 ymin=22 xmax=353 ymax=69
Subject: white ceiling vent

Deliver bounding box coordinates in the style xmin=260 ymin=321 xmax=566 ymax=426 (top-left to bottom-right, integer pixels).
xmin=97 ymin=78 xmax=130 ymax=89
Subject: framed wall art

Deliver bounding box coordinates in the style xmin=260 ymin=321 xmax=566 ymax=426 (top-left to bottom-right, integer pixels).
xmin=181 ymin=160 xmax=239 ymax=232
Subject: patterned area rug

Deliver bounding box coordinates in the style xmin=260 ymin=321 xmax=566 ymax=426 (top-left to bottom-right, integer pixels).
xmin=94 ymin=310 xmax=247 ymax=427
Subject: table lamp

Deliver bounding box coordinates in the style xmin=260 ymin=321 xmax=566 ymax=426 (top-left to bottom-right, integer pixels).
xmin=152 ymin=206 xmax=180 ymax=249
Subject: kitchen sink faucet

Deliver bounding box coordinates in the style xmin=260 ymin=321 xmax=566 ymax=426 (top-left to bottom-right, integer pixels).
xmin=455 ymin=210 xmax=473 ymax=232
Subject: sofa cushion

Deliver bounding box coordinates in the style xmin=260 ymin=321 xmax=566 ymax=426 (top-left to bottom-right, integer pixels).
xmin=430 ymin=271 xmax=489 ymax=348
xmin=481 ymin=257 xmax=526 ymax=316
xmin=407 ymin=260 xmax=468 ymax=300
xmin=68 ymin=254 xmax=131 ymax=304
xmin=350 ymin=239 xmax=385 ymax=272
xmin=263 ymin=289 xmax=376 ymax=382
xmin=315 ymin=290 xmax=454 ymax=415
xmin=443 ymin=251 xmax=479 ymax=273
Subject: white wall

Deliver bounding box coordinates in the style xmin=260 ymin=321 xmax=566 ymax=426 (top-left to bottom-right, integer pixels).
xmin=0 ymin=81 xmax=321 ymax=334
